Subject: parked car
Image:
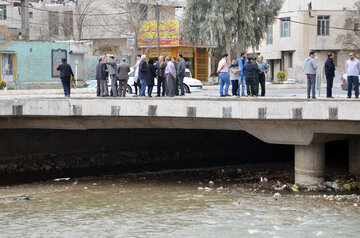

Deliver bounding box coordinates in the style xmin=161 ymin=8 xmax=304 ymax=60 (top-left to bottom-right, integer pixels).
xmin=127 ymin=68 xmax=202 ymax=94
xmin=341 ymin=73 xmax=360 ymax=91
xmin=82 ymin=68 xmax=203 ymax=95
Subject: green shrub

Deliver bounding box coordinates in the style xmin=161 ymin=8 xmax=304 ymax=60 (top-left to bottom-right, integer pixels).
xmin=0 ymin=79 xmax=6 ymax=90
xmin=277 ymin=71 xmax=286 ymax=81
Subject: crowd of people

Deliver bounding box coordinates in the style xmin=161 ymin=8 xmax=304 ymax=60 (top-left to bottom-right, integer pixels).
xmin=217 ymin=53 xmax=269 ymax=98
xmin=56 ymin=51 xmax=359 ymax=99
xmin=306 ymin=51 xmax=360 ymax=99
xmin=217 ymin=51 xmax=360 ymax=99
xmin=91 ymin=54 xmax=187 ymax=98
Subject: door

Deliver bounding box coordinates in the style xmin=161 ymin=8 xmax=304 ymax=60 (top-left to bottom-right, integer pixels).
xmin=1 ymin=53 xmax=14 ymax=83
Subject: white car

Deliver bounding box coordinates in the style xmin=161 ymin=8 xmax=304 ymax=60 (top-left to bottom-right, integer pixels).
xmin=341 ymin=73 xmax=360 ymax=91
xmin=127 ymin=68 xmax=203 ymax=94
xmin=82 ymin=68 xmax=203 ymax=94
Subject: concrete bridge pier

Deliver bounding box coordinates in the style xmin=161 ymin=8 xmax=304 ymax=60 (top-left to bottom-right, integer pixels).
xmin=295 ymin=143 xmax=325 ymax=185
xmin=349 ymin=138 xmax=360 ymax=177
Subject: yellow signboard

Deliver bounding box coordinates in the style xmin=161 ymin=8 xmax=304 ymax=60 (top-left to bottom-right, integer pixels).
xmin=148 ymin=48 xmax=171 ymax=58
xmin=178 ymin=47 xmax=194 ymax=58
xmin=138 ymin=20 xmax=179 ymax=47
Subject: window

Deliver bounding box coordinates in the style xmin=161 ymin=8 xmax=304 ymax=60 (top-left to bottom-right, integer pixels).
xmin=317 ymin=16 xmax=330 ymax=35
xmin=0 ymin=5 xmax=6 ymax=20
xmin=1 ymin=54 xmax=14 ymax=76
xmin=267 ymin=24 xmax=273 ymax=44
xmin=140 ymin=4 xmax=148 ymax=21
xmin=288 ymin=52 xmax=293 ymax=68
xmin=29 ymin=12 xmax=33 ymax=18
xmin=280 ymin=17 xmax=291 ymax=37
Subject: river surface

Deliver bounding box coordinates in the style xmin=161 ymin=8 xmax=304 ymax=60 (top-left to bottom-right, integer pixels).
xmin=0 ymin=175 xmax=359 ymax=238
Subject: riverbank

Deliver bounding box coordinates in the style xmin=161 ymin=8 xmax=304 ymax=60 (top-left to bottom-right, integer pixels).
xmin=2 ymin=162 xmax=358 ymax=202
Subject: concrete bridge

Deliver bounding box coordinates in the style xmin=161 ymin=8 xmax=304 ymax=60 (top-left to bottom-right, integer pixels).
xmin=0 ymin=95 xmax=359 ymax=185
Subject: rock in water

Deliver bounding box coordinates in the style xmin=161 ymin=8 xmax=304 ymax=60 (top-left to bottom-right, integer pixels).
xmin=209 ymin=181 xmax=214 ymax=186
xmin=15 ymin=197 xmax=30 ymax=201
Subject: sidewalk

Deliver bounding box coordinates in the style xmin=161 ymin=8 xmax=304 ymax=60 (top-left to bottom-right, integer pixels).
xmin=203 ymin=83 xmax=342 ymax=91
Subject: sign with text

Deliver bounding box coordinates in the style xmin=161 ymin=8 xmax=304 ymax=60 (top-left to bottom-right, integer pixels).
xmin=138 ymin=20 xmax=179 ymax=47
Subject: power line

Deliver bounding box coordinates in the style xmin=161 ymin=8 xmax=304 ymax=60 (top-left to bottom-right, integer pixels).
xmin=3 ymin=0 xmax=147 ymax=16
xmin=5 ymin=15 xmax=134 ymax=27
xmin=276 ymin=18 xmax=359 ymax=32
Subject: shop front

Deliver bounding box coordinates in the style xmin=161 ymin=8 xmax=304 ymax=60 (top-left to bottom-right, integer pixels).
xmin=138 ymin=20 xmax=215 ymax=81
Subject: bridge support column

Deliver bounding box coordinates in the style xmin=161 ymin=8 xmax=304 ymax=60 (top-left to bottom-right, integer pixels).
xmin=295 ymin=143 xmax=325 ymax=185
xmin=349 ymin=138 xmax=360 ymax=176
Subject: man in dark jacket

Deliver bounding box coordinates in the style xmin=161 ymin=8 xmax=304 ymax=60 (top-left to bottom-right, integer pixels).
xmin=56 ymin=58 xmax=74 ymax=97
xmin=324 ymin=52 xmax=336 ymax=98
xmin=243 ymin=58 xmax=257 ymax=98
xmin=138 ymin=55 xmax=148 ymax=97
xmin=177 ymin=54 xmax=186 ymax=96
xmin=95 ymin=57 xmax=109 ymax=97
xmin=156 ymin=56 xmax=167 ymax=97
xmin=145 ymin=58 xmax=156 ymax=97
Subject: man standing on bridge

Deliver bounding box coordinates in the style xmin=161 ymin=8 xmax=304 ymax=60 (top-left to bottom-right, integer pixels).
xmin=346 ymin=52 xmax=360 ymax=99
xmin=56 ymin=58 xmax=74 ymax=97
xmin=165 ymin=56 xmax=176 ymax=97
xmin=324 ymin=52 xmax=336 ymax=98
xmin=257 ymin=55 xmax=269 ymax=97
xmin=117 ymin=58 xmax=130 ymax=97
xmin=106 ymin=56 xmax=119 ymax=97
xmin=177 ymin=54 xmax=186 ymax=96
xmin=304 ymin=51 xmax=318 ymax=99
xmin=217 ymin=53 xmax=230 ymax=97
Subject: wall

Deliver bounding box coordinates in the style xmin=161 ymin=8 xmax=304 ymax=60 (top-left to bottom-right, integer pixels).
xmin=0 ymin=40 xmax=69 ymax=85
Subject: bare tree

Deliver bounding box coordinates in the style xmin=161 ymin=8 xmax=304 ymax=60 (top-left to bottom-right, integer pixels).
xmin=74 ymin=0 xmax=97 ymax=41
xmin=338 ymin=1 xmax=360 ymax=50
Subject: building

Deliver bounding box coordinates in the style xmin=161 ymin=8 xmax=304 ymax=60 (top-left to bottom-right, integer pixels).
xmin=0 ymin=40 xmax=99 ymax=89
xmin=255 ymin=0 xmax=359 ymax=83
xmin=0 ymin=0 xmax=187 ymax=88
xmin=0 ymin=0 xmax=186 ymax=59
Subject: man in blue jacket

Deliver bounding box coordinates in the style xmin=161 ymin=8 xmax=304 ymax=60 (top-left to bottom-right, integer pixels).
xmin=237 ymin=52 xmax=247 ymax=96
xmin=324 ymin=52 xmax=336 ymax=98
xmin=243 ymin=58 xmax=257 ymax=98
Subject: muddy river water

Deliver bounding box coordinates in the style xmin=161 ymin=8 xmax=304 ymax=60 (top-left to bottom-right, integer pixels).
xmin=0 ymin=172 xmax=359 ymax=238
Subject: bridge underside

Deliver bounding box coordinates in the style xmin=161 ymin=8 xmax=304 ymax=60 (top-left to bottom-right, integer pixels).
xmin=0 ymin=116 xmax=359 ymax=185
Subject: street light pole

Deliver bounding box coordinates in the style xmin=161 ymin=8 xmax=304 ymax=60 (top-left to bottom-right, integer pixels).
xmin=21 ymin=0 xmax=30 ymax=41
xmin=156 ymin=3 xmax=161 ymax=58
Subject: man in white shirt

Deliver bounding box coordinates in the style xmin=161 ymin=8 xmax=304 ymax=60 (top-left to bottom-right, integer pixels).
xmin=346 ymin=52 xmax=360 ymax=98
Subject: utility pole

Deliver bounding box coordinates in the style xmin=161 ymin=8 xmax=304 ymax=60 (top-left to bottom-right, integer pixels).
xmin=156 ymin=3 xmax=161 ymax=58
xmin=21 ymin=0 xmax=30 ymax=41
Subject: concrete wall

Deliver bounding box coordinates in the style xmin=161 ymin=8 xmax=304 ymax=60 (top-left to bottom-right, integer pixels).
xmin=1 ymin=97 xmax=360 ymax=146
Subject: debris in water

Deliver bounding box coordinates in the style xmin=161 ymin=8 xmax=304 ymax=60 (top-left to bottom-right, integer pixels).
xmin=54 ymin=178 xmax=70 ymax=182
xmin=273 ymin=193 xmax=281 ymax=198
xmin=260 ymin=177 xmax=268 ymax=182
xmin=324 ymin=181 xmax=339 ymax=190
xmin=15 ymin=197 xmax=30 ymax=201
